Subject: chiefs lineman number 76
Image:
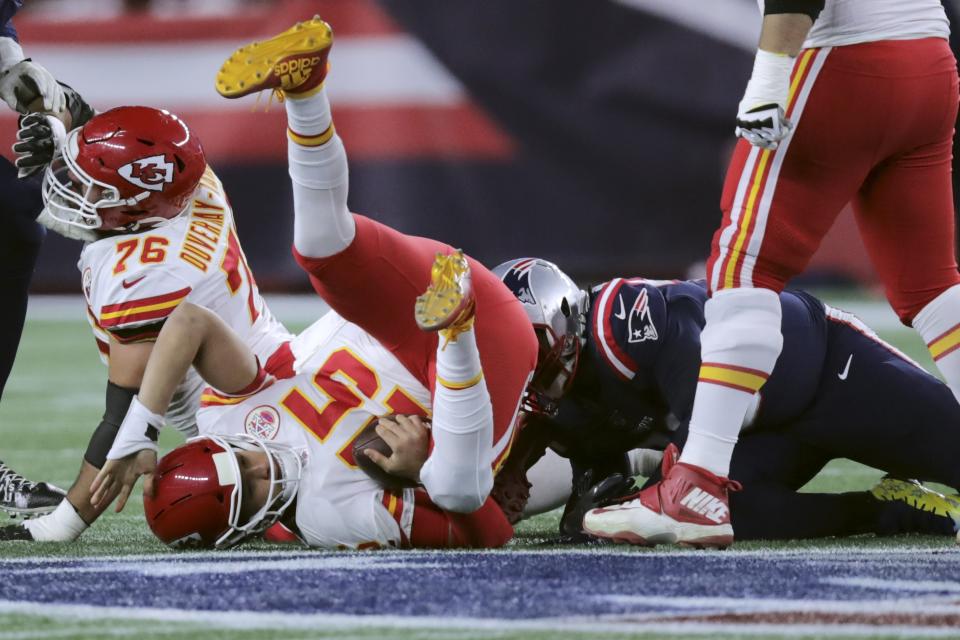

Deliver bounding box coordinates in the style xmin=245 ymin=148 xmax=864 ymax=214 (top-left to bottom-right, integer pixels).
xmin=5 ymin=107 xmax=293 ymax=543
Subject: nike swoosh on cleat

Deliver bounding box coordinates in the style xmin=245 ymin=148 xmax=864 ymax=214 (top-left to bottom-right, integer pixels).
xmin=838 ymin=354 xmax=853 ymax=380
xmin=122 ymin=275 xmax=147 ymax=289
xmin=614 ymin=294 xmax=627 ymax=320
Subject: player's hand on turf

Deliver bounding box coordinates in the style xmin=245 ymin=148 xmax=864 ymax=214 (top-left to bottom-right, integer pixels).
xmin=735 ymin=103 xmax=793 ymax=150
xmin=365 ymin=415 xmax=430 ymax=482
xmin=0 ymin=59 xmax=65 ymax=114
xmin=90 ymin=449 xmax=158 ymax=513
xmin=13 ymin=112 xmax=66 ymax=178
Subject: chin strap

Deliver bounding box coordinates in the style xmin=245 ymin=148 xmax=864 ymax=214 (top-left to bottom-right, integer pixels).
xmin=35 ymin=206 xmax=100 ymax=242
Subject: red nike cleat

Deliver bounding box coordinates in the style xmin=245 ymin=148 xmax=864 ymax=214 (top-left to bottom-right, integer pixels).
xmin=582 ymin=443 xmax=741 ymax=548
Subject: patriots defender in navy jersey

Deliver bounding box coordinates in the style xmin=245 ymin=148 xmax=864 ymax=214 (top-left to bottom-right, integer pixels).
xmin=0 ymin=0 xmax=92 ymax=517
xmin=494 ymin=259 xmax=960 ymax=542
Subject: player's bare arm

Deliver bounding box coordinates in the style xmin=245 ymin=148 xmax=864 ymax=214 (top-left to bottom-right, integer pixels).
xmin=91 ymin=302 xmax=261 ymax=511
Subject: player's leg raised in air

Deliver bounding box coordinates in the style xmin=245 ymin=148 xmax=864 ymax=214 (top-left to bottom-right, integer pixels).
xmin=215 ymin=18 xmax=537 ymax=512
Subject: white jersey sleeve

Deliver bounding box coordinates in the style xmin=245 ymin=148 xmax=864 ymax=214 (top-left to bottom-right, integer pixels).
xmin=757 ymin=0 xmax=949 ymax=48
xmin=79 ymin=168 xmax=294 ymax=434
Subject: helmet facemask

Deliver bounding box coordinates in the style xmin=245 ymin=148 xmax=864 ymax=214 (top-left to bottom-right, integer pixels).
xmin=526 ymin=318 xmax=583 ymax=416
xmin=41 ymin=130 xmax=151 ymax=232
xmin=203 ymin=434 xmax=303 ymax=549
xmin=492 ymin=258 xmax=589 ymax=417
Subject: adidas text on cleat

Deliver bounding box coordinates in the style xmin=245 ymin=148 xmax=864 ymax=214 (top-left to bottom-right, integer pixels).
xmin=216 ymin=17 xmax=333 ymax=100
xmin=582 ymin=444 xmax=741 ymax=548
xmin=415 ymin=250 xmax=476 ymax=346
xmin=0 ymin=461 xmax=66 ymax=517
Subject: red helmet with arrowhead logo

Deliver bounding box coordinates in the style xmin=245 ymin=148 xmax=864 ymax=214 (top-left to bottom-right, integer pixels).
xmin=42 ymin=106 xmax=206 ymax=233
xmin=144 ymin=434 xmax=302 ymax=549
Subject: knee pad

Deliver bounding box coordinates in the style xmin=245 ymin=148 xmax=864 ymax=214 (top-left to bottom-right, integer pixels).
xmin=701 ymin=288 xmax=784 ymax=368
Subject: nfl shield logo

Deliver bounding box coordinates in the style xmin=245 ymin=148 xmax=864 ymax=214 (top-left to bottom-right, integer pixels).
xmin=244 ymin=405 xmax=281 ymax=440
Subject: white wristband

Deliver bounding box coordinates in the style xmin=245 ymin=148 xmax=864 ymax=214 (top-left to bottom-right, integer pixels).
xmin=0 ymin=37 xmax=24 ymax=72
xmin=106 ymin=395 xmax=163 ymax=460
xmin=739 ymin=49 xmax=796 ymax=113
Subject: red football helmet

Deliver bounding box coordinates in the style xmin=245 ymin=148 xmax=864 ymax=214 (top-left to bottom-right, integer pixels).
xmin=42 ymin=106 xmax=206 ymax=233
xmin=144 ymin=434 xmax=302 ymax=549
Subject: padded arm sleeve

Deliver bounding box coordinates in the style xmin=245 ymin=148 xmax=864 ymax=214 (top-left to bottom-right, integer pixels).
xmin=83 ymin=381 xmax=137 ymax=469
xmin=764 ymin=0 xmax=824 ymax=20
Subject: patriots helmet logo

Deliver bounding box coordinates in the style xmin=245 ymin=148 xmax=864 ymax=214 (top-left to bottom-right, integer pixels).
xmin=627 ymin=288 xmax=659 ymax=344
xmin=117 ymin=154 xmax=176 ymax=192
xmin=501 ymin=259 xmax=537 ymax=306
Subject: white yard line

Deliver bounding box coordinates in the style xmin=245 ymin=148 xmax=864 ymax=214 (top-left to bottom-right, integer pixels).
xmin=0 ymin=545 xmax=956 ymax=565
xmin=0 ymin=600 xmax=959 ymax=638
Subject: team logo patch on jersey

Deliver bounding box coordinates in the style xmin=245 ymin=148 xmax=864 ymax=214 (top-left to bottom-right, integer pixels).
xmin=81 ymin=267 xmax=93 ymax=304
xmin=244 ymin=405 xmax=281 ymax=440
xmin=118 ymin=154 xmax=175 ymax=192
xmin=502 ymin=259 xmax=537 ymax=306
xmin=627 ymin=288 xmax=659 ymax=344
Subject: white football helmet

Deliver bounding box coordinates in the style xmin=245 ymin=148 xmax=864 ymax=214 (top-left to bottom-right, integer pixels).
xmin=492 ymin=258 xmax=588 ymax=415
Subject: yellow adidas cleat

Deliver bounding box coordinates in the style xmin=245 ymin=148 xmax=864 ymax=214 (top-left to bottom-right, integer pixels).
xmin=216 ymin=16 xmax=333 ymax=100
xmin=415 ymin=250 xmax=476 ymax=346
xmin=870 ymin=477 xmax=960 ymax=521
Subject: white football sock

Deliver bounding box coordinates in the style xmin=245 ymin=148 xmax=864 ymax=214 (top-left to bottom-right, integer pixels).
xmin=23 ymin=499 xmax=88 ymax=542
xmin=285 ymin=87 xmax=355 ymax=258
xmin=419 ymin=328 xmax=495 ymax=513
xmin=680 ymin=288 xmax=783 ymax=477
xmin=913 ymin=284 xmax=960 ymax=404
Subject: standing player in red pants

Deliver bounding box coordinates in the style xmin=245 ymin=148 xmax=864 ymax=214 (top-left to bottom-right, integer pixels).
xmin=586 ymin=0 xmax=960 ymax=547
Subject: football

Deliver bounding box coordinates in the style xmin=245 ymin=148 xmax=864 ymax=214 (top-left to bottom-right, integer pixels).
xmin=352 ymin=416 xmax=419 ymax=490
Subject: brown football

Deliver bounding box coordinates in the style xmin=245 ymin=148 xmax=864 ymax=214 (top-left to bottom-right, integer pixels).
xmin=353 ymin=416 xmax=419 ymax=490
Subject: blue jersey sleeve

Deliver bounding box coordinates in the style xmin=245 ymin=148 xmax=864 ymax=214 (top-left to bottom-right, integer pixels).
xmin=0 ymin=0 xmax=23 ymax=41
xmin=589 ymin=278 xmax=708 ymax=422
xmin=588 ymin=278 xmax=668 ymax=382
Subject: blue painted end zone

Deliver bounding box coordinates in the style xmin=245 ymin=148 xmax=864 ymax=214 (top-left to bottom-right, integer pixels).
xmin=2 ymin=549 xmax=960 ymax=635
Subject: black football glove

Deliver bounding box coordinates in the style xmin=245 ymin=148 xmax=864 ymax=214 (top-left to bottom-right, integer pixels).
xmin=13 ymin=82 xmax=94 ymax=178
xmin=559 ymin=469 xmax=637 ymax=543
xmin=13 ymin=112 xmax=62 ymax=178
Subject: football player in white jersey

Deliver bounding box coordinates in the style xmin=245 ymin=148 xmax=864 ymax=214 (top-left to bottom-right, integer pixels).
xmin=0 ymin=106 xmax=294 ymax=542
xmin=90 ymin=17 xmax=540 ymax=547
xmin=98 ymin=301 xmax=515 ymax=549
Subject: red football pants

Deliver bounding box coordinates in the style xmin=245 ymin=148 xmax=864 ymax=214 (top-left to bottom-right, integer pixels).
xmin=707 ymin=38 xmax=960 ymax=323
xmin=293 ymin=214 xmax=538 ymax=466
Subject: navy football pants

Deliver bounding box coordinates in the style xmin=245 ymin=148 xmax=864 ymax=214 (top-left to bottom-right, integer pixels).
xmin=664 ymin=316 xmax=959 ymax=539
xmin=729 ymin=316 xmax=960 ymax=539
xmin=0 ymin=156 xmax=44 ymax=401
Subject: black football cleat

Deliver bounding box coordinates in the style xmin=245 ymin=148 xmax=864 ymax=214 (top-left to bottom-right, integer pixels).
xmin=0 ymin=460 xmax=66 ymax=517
xmin=0 ymin=523 xmax=34 ymax=541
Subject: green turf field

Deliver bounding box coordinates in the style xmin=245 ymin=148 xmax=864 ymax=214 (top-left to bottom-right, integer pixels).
xmin=0 ymin=294 xmax=957 ymax=639
xmin=0 ymin=294 xmax=938 ymax=555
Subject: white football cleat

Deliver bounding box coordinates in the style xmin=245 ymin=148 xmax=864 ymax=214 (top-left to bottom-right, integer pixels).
xmin=582 ymin=444 xmax=741 ymax=548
